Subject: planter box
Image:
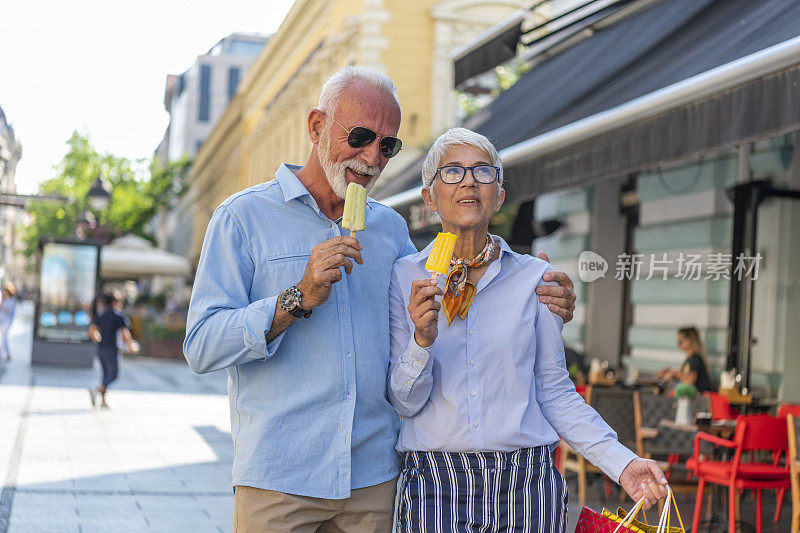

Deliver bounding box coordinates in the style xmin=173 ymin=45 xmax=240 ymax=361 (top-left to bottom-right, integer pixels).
xmin=145 ymin=338 xmax=185 ymax=359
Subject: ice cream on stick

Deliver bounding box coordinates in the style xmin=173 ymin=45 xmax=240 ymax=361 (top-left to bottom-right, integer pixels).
xmin=425 ymin=232 xmax=457 ymax=281
xmin=342 ymin=182 xmax=367 ymax=238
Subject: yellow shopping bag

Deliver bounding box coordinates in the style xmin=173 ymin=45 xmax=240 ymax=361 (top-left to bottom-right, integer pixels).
xmin=607 ymin=487 xmax=686 ymax=533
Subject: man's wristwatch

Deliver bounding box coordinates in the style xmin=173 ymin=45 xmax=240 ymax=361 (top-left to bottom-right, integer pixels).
xmin=279 ymin=286 xmax=312 ymax=318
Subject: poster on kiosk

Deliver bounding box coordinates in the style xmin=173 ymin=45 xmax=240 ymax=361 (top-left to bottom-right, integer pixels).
xmin=31 ymin=240 xmax=100 ymax=366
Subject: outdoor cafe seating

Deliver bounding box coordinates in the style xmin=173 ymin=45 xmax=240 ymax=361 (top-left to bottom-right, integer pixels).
xmin=560 ymin=386 xmax=639 ymax=508
xmin=560 ymin=370 xmax=800 ymax=531
xmin=687 ymin=414 xmax=790 ymax=533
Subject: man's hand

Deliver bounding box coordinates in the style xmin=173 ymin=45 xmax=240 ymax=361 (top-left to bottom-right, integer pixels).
xmin=535 ymin=251 xmax=576 ymax=323
xmin=619 ymin=458 xmax=669 ymax=509
xmin=408 ymin=279 xmax=443 ymax=348
xmin=296 ymin=236 xmax=363 ymax=309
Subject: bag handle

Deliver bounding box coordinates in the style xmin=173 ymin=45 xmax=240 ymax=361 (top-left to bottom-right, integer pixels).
xmin=612 ymin=497 xmax=645 ymax=533
xmin=655 ymin=487 xmax=687 ymax=533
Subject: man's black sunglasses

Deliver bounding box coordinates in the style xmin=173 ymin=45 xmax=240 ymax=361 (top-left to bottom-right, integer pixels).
xmin=321 ymin=111 xmax=402 ymax=159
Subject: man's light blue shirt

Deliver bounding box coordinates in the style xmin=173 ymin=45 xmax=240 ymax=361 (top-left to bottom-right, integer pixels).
xmin=387 ymin=237 xmax=638 ymax=483
xmin=184 ymin=164 xmax=416 ymax=499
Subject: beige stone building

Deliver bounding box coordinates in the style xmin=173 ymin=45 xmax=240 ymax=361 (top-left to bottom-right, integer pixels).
xmin=187 ymin=0 xmax=530 ymax=260
xmin=0 ymin=105 xmax=25 ymax=291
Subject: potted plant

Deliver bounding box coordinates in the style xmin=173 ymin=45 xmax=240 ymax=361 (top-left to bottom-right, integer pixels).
xmin=673 ymin=383 xmax=698 ymax=425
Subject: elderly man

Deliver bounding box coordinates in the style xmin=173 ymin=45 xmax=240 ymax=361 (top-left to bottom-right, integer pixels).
xmin=184 ymin=66 xmax=576 ymax=532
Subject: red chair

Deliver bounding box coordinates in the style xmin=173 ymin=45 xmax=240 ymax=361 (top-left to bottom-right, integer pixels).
xmin=687 ymin=415 xmax=790 ymax=533
xmin=707 ymin=391 xmax=741 ymax=420
xmin=779 ymin=404 xmax=800 ymax=419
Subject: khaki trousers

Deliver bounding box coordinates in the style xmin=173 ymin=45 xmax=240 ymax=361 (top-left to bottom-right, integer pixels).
xmin=234 ymin=477 xmax=397 ymax=533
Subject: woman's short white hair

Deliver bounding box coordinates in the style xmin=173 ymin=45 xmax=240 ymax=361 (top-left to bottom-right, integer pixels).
xmin=421 ymin=128 xmax=503 ymax=190
xmin=317 ymin=66 xmax=399 ymax=114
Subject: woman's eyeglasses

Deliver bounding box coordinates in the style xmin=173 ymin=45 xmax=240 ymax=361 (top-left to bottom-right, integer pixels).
xmin=437 ymin=164 xmax=500 ymax=185
xmin=321 ymin=111 xmax=402 ymax=159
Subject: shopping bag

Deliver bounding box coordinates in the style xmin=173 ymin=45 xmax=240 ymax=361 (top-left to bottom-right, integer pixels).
xmin=575 ymin=487 xmax=686 ymax=533
xmin=574 ymin=495 xmax=646 ymax=533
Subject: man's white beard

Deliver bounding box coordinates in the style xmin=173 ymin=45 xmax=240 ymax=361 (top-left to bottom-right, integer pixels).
xmin=318 ymin=128 xmax=381 ymax=200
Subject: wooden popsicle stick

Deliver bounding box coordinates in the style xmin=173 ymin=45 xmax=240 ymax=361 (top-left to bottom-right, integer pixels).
xmin=350 ymin=230 xmax=356 ymax=238
xmin=430 ymin=272 xmax=438 ymax=282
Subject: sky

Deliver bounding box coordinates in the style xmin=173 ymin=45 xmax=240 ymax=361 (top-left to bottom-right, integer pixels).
xmin=1 ymin=0 xmax=295 ymax=194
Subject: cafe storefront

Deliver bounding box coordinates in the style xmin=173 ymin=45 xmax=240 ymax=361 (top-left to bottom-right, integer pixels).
xmin=377 ymin=0 xmax=800 ymax=397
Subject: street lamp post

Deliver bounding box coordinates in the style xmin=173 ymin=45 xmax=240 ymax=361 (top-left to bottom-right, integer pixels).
xmin=87 ymin=176 xmax=111 ymax=212
xmin=76 ymin=176 xmax=112 ymax=243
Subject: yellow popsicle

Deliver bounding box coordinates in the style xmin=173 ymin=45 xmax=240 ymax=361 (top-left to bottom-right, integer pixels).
xmin=425 ymin=232 xmax=457 ymax=281
xmin=342 ymin=182 xmax=367 ymax=237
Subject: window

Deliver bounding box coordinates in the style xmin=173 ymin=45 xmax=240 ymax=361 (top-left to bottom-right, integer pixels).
xmin=227 ymin=39 xmax=264 ymax=57
xmin=198 ymin=65 xmax=212 ymax=122
xmin=228 ymin=67 xmax=241 ymax=100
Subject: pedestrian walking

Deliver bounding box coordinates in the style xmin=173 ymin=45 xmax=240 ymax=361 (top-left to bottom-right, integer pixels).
xmin=0 ymin=281 xmax=16 ymax=361
xmin=184 ymin=66 xmax=577 ymax=532
xmin=88 ymin=291 xmax=139 ymax=408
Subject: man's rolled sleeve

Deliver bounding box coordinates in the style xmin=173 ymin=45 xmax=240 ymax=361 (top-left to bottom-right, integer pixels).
xmin=185 ymin=204 xmax=282 ymax=373
xmin=242 ymin=296 xmax=285 ymax=358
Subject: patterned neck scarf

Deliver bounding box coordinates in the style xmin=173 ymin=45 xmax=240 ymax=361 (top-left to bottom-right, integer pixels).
xmin=442 ymin=234 xmax=497 ymax=325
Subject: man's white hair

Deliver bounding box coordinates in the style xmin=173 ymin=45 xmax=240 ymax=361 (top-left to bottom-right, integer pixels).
xmin=421 ymin=128 xmax=503 ymax=190
xmin=317 ymin=66 xmax=399 ymax=114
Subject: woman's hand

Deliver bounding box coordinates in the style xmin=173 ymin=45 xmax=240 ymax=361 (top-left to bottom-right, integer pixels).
xmin=408 ymin=279 xmax=443 ymax=348
xmin=619 ymin=457 xmax=669 ymax=509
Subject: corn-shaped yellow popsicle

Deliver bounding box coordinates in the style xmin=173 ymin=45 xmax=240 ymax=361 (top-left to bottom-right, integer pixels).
xmin=425 ymin=232 xmax=457 ymax=281
xmin=342 ymin=182 xmax=367 ymax=237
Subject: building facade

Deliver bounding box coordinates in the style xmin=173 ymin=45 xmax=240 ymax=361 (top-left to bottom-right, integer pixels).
xmin=0 ymin=105 xmax=24 ymax=291
xmin=377 ymin=0 xmax=800 ymax=398
xmin=187 ymin=0 xmax=529 ymax=260
xmin=154 ymin=32 xmax=268 ymax=269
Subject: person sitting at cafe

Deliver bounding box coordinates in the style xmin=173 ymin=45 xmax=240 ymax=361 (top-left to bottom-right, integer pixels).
xmin=656 ymin=326 xmax=713 ymax=394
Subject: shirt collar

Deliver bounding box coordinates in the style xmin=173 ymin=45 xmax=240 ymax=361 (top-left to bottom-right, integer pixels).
xmin=275 ymin=163 xmax=310 ymax=203
xmin=412 ymin=233 xmax=520 ymax=265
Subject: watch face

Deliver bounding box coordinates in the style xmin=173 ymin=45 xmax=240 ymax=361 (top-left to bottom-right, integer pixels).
xmin=280 ymin=289 xmax=298 ymax=310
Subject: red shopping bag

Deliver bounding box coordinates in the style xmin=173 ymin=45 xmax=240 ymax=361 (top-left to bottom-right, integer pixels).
xmin=575 ymin=487 xmax=685 ymax=533
xmin=574 ymin=506 xmax=639 ymax=533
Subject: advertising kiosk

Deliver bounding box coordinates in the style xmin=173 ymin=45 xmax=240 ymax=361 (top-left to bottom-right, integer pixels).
xmin=31 ymin=239 xmax=101 ymax=366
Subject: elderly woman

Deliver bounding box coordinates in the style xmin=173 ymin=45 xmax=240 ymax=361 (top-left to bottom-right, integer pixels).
xmin=388 ymin=128 xmax=667 ymax=532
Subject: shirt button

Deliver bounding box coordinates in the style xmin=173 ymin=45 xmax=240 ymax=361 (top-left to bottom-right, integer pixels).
xmin=405 ymin=380 xmax=412 ymax=386
xmin=470 ymin=391 xmax=477 ymax=397
xmin=470 ymin=360 xmax=477 ymax=366
xmin=469 ymin=329 xmax=475 ymax=335
xmin=345 ymin=353 xmax=352 ymax=359
xmin=346 ymin=392 xmax=351 ymax=399
xmin=340 ymin=306 xmax=347 ymax=313
xmin=416 ymin=360 xmax=424 ymax=366
xmin=330 ymin=224 xmax=336 ymax=230
xmin=473 ymin=422 xmax=479 ymax=428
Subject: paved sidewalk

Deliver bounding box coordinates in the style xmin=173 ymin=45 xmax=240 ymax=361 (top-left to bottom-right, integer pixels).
xmin=0 ymin=302 xmax=233 ymax=533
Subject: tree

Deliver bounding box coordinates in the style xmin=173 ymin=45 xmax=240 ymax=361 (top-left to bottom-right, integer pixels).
xmin=20 ymin=131 xmax=190 ymax=259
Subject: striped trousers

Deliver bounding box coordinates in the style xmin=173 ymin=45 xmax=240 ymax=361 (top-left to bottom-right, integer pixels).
xmin=395 ymin=446 xmax=567 ymax=533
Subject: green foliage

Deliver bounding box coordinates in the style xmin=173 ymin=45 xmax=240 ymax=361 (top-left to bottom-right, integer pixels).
xmin=20 ymin=131 xmax=190 ymax=259
xmin=489 ymin=203 xmax=519 ymax=241
xmin=674 ymin=382 xmax=698 ymax=399
xmin=456 ymin=60 xmax=531 ymax=118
